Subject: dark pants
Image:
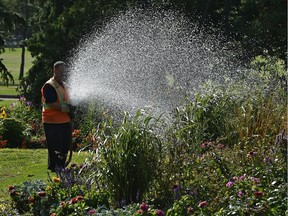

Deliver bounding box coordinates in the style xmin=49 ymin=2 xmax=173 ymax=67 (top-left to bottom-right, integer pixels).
xmin=43 ymin=122 xmax=72 ymax=171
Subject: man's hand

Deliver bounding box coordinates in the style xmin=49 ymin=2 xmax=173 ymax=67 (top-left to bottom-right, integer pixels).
xmin=61 ymin=104 xmax=70 ymax=113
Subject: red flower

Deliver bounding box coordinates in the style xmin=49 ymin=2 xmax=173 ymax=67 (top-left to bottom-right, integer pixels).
xmin=70 ymin=197 xmax=78 ymax=204
xmin=69 ymin=196 xmax=84 ymax=204
xmin=76 ymin=195 xmax=84 ymax=201
xmin=8 ymin=185 xmax=14 ymax=191
xmin=28 ymin=196 xmax=35 ymax=204
xmin=187 ymin=207 xmax=194 ymax=214
xmin=198 ymin=201 xmax=207 ymax=208
xmin=253 ymin=191 xmax=264 ymax=197
xmin=38 ymin=191 xmax=46 ymax=197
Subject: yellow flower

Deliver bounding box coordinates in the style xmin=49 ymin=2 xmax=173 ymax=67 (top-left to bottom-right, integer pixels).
xmin=52 ymin=177 xmax=61 ymax=183
xmin=0 ymin=107 xmax=7 ymax=118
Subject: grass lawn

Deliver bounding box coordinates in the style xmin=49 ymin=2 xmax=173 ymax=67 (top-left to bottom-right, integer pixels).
xmin=0 ymin=47 xmax=34 ymax=95
xmin=0 ymin=149 xmax=89 ymax=203
xmin=0 ymin=99 xmax=18 ymax=108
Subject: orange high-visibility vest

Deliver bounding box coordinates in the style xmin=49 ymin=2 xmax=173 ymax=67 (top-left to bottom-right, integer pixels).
xmin=41 ymin=78 xmax=71 ymax=123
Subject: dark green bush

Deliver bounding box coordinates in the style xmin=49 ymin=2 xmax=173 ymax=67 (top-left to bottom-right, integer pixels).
xmin=0 ymin=118 xmax=27 ymax=148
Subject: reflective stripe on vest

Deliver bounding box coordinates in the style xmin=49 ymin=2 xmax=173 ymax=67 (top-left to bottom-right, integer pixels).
xmin=43 ymin=78 xmax=65 ymax=109
xmin=41 ymin=78 xmax=70 ymax=123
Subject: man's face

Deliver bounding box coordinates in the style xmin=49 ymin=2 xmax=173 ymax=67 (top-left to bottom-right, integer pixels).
xmin=54 ymin=65 xmax=65 ymax=82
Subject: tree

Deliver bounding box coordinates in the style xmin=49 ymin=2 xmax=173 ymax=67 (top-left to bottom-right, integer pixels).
xmin=0 ymin=0 xmax=25 ymax=85
xmin=21 ymin=0 xmax=136 ymax=105
xmin=21 ymin=0 xmax=286 ymax=105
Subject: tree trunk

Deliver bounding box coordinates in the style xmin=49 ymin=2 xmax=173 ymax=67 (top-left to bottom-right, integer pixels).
xmin=19 ymin=0 xmax=28 ymax=80
xmin=19 ymin=44 xmax=25 ymax=80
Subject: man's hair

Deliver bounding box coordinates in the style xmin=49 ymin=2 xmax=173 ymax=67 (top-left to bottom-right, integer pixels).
xmin=53 ymin=61 xmax=65 ymax=69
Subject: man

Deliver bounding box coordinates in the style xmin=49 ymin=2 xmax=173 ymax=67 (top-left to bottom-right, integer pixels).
xmin=41 ymin=61 xmax=72 ymax=172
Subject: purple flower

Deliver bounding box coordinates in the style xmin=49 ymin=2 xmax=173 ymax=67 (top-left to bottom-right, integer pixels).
xmin=156 ymin=209 xmax=165 ymax=216
xmin=238 ymin=191 xmax=243 ymax=197
xmin=25 ymin=101 xmax=33 ymax=106
xmin=239 ymin=174 xmax=246 ymax=181
xmin=172 ymin=184 xmax=180 ymax=192
xmin=140 ymin=202 xmax=149 ymax=211
xmin=226 ymin=181 xmax=234 ymax=188
xmin=250 ymin=177 xmax=260 ymax=184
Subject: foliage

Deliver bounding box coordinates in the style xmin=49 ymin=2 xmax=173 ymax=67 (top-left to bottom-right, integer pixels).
xmin=94 ymin=110 xmax=163 ymax=205
xmin=7 ymin=163 xmax=110 ymax=216
xmin=4 ymin=58 xmax=288 ymax=215
xmin=0 ymin=0 xmax=25 ymax=85
xmin=0 ymin=117 xmax=27 ymax=148
xmin=5 ymin=96 xmax=46 ymax=148
xmin=18 ymin=0 xmax=286 ymax=105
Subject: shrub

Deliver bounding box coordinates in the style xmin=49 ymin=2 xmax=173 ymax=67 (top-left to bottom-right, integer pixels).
xmin=0 ymin=118 xmax=27 ymax=148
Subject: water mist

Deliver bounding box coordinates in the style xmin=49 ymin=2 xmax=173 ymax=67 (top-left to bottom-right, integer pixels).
xmin=67 ymin=8 xmax=243 ymax=116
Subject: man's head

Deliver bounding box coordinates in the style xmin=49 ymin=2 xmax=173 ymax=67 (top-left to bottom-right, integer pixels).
xmin=53 ymin=61 xmax=66 ymax=82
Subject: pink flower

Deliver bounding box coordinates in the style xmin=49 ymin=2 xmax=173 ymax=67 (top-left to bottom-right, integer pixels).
xmin=250 ymin=177 xmax=260 ymax=184
xmin=226 ymin=181 xmax=234 ymax=188
xmin=89 ymin=209 xmax=97 ymax=215
xmin=238 ymin=191 xmax=243 ymax=197
xmin=198 ymin=201 xmax=207 ymax=208
xmin=200 ymin=141 xmax=213 ymax=148
xmin=216 ymin=144 xmax=225 ymax=149
xmin=137 ymin=209 xmax=144 ymax=214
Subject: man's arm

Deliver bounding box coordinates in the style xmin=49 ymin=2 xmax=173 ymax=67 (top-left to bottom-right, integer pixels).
xmin=43 ymin=84 xmax=69 ymax=112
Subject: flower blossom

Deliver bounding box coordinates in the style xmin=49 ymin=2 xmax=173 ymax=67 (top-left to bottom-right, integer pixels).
xmin=89 ymin=209 xmax=97 ymax=215
xmin=140 ymin=202 xmax=149 ymax=211
xmin=38 ymin=191 xmax=46 ymax=197
xmin=226 ymin=181 xmax=234 ymax=188
xmin=198 ymin=201 xmax=207 ymax=208
xmin=53 ymin=177 xmax=61 ymax=183
xmin=156 ymin=209 xmax=165 ymax=216
xmin=253 ymin=191 xmax=264 ymax=197
xmin=238 ymin=191 xmax=243 ymax=197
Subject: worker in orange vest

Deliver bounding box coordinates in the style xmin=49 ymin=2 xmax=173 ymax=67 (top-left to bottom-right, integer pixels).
xmin=41 ymin=61 xmax=72 ymax=172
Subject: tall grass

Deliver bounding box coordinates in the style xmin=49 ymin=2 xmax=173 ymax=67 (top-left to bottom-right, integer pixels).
xmin=94 ymin=110 xmax=162 ymax=205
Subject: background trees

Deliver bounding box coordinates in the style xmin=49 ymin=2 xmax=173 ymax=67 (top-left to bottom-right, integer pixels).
xmin=0 ymin=0 xmax=25 ymax=85
xmin=1 ymin=0 xmax=286 ymax=105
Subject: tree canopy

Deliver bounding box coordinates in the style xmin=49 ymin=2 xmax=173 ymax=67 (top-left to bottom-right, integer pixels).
xmin=2 ymin=0 xmax=286 ymax=104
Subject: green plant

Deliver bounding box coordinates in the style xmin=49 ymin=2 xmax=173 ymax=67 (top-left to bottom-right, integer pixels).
xmin=8 ymin=180 xmax=47 ymax=214
xmin=96 ymin=110 xmax=163 ymax=205
xmin=0 ymin=118 xmax=27 ymax=148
